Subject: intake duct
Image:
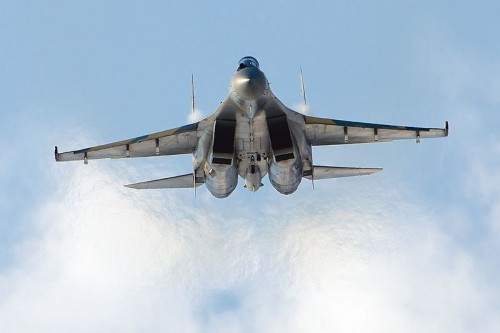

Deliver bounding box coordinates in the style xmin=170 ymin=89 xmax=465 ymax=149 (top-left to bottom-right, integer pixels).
xmin=211 ymin=119 xmax=236 ymax=165
xmin=266 ymin=115 xmax=294 ymax=161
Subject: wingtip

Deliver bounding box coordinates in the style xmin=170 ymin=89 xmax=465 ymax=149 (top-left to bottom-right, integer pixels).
xmin=445 ymin=121 xmax=449 ymax=137
xmin=54 ymin=146 xmax=60 ymax=161
xmin=367 ymin=168 xmax=383 ymax=176
xmin=124 ymin=184 xmax=140 ymax=189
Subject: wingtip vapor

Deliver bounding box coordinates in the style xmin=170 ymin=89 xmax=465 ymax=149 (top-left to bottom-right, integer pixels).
xmin=55 ymin=56 xmax=448 ymax=198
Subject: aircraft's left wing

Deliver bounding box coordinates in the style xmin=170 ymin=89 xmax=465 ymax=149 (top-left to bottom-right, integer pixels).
xmin=55 ymin=123 xmax=200 ymax=163
xmin=304 ymin=116 xmax=448 ymax=146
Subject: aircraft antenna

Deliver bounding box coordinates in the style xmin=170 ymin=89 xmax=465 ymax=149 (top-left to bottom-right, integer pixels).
xmin=311 ymin=166 xmax=315 ymax=190
xmin=191 ymin=74 xmax=198 ymax=198
xmin=191 ymin=74 xmax=196 ymax=123
xmin=193 ymin=169 xmax=197 ymax=198
xmin=300 ymin=67 xmax=307 ymax=109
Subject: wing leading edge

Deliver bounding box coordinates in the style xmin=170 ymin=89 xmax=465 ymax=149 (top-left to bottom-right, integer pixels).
xmin=55 ymin=123 xmax=199 ymax=163
xmin=304 ymin=116 xmax=448 ymax=146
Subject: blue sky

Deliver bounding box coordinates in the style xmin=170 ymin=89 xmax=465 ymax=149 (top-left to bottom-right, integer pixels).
xmin=1 ymin=1 xmax=499 ymax=332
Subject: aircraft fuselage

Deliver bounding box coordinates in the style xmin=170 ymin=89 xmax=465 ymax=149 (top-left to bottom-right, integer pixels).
xmin=200 ymin=57 xmax=309 ymax=197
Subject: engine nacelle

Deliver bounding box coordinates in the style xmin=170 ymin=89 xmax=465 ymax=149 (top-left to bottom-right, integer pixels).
xmin=268 ymin=157 xmax=302 ymax=195
xmin=265 ymin=113 xmax=302 ymax=194
xmin=204 ymin=118 xmax=238 ymax=198
xmin=204 ymin=162 xmax=238 ymax=199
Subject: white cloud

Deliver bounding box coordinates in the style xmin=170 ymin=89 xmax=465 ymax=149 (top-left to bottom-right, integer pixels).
xmin=0 ymin=159 xmax=498 ymax=333
xmin=412 ymin=19 xmax=500 ymax=251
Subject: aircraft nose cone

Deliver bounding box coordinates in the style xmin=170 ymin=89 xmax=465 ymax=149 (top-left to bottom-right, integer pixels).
xmin=232 ymin=67 xmax=267 ymax=100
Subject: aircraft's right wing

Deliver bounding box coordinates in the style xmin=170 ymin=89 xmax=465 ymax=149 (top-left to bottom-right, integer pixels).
xmin=55 ymin=123 xmax=201 ymax=163
xmin=55 ymin=97 xmax=240 ymax=163
xmin=304 ymin=116 xmax=448 ymax=146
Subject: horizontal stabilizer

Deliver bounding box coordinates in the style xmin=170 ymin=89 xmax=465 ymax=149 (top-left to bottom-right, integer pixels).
xmin=125 ymin=173 xmax=204 ymax=189
xmin=305 ymin=166 xmax=382 ymax=180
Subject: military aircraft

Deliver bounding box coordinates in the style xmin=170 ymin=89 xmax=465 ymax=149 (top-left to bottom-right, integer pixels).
xmin=55 ymin=56 xmax=448 ymax=198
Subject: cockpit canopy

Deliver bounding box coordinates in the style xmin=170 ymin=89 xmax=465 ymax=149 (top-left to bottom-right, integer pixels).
xmin=238 ymin=56 xmax=259 ymax=70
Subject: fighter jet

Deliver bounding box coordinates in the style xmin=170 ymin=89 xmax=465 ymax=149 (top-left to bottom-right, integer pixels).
xmin=55 ymin=56 xmax=448 ymax=198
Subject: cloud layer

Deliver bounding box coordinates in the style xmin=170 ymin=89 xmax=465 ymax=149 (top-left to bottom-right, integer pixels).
xmin=0 ymin=156 xmax=498 ymax=333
